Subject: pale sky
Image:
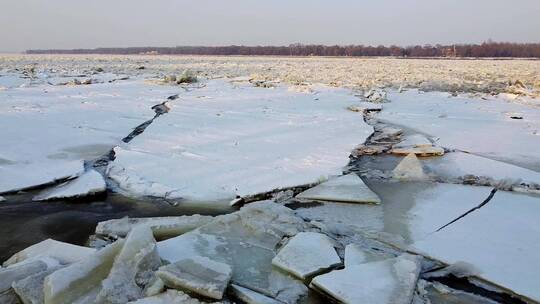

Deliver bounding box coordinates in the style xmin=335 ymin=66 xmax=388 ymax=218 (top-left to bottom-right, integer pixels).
xmin=1 ymin=0 xmax=539 ymax=52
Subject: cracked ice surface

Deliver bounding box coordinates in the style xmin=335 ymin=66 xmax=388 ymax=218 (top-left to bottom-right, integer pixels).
xmin=108 ymin=80 xmax=373 ymax=203
xmin=0 ymin=79 xmax=180 ymax=193
xmin=411 ymin=190 xmax=540 ymax=302
xmin=379 ymin=90 xmax=540 ymax=172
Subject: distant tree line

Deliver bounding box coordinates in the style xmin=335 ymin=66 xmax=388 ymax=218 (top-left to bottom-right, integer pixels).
xmin=26 ymin=42 xmax=540 ymax=58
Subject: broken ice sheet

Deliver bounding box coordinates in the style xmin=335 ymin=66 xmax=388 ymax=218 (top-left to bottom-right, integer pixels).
xmin=157 ymin=202 xmax=308 ymax=303
xmin=393 ymin=153 xmax=428 ymax=181
xmin=310 ymin=254 xmax=421 ymax=304
xmin=272 ymin=232 xmax=341 ymax=280
xmin=0 ymin=79 xmax=180 ymax=193
xmin=411 ymin=190 xmax=540 ymax=302
xmin=33 ymin=169 xmax=106 ymax=201
xmin=295 ymin=174 xmax=381 ymax=204
xmin=380 ymin=90 xmax=540 ymax=171
xmin=108 ymin=80 xmax=373 ymax=204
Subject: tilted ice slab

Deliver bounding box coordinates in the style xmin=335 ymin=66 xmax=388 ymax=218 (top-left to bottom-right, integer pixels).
xmin=33 ymin=169 xmax=106 ymax=201
xmin=411 ymin=190 xmax=540 ymax=302
xmin=158 ymin=202 xmax=308 ymax=304
xmin=310 ymin=254 xmax=421 ymax=304
xmin=379 ymin=90 xmax=540 ymax=171
xmin=295 ymin=174 xmax=381 ymax=204
xmin=108 ymin=80 xmax=373 ymax=202
xmin=0 ymin=79 xmax=180 ymax=193
xmin=95 ymin=215 xmax=214 ymax=239
xmin=3 ymin=238 xmax=95 ymax=267
xmin=0 ymin=160 xmax=84 ymax=194
xmin=272 ymin=232 xmax=341 ymax=280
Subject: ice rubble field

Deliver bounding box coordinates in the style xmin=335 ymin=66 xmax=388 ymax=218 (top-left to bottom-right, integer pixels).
xmin=0 ymin=55 xmax=540 ymax=304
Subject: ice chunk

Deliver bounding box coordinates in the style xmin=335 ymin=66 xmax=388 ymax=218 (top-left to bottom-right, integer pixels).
xmin=230 ymin=284 xmax=283 ymax=304
xmin=0 ymin=161 xmax=84 ymax=194
xmin=295 ymin=174 xmax=381 ymax=204
xmin=391 ymin=145 xmax=444 ymax=156
xmin=127 ymin=289 xmax=211 ymax=304
xmin=156 ymin=256 xmax=232 ymax=299
xmin=310 ymin=254 xmax=421 ymax=304
xmin=411 ymin=190 xmax=540 ymax=302
xmin=394 ymin=134 xmax=432 ymax=149
xmin=33 ymin=169 xmax=106 ymax=201
xmin=95 ymin=215 xmax=213 ymax=239
xmin=97 ymin=225 xmax=161 ymax=303
xmin=0 ymin=196 xmax=5 ymax=202
xmin=3 ymin=239 xmax=95 ymax=267
xmin=393 ymin=153 xmax=428 ymax=180
xmin=272 ymin=232 xmax=341 ymax=280
xmin=157 ymin=202 xmax=308 ymax=303
xmin=43 ymin=240 xmax=124 ymax=304
xmin=0 ymin=260 xmax=47 ymax=294
xmin=12 ymin=266 xmax=62 ymax=304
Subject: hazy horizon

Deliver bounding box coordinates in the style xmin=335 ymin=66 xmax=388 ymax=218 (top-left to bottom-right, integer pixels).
xmin=1 ymin=0 xmax=539 ymax=53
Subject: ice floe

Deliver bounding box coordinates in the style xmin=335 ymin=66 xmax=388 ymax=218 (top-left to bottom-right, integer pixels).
xmin=310 ymin=254 xmax=421 ymax=304
xmin=43 ymin=240 xmax=125 ymax=304
xmin=127 ymin=289 xmax=213 ymax=304
xmin=3 ymin=239 xmax=95 ymax=267
xmin=411 ymin=190 xmax=540 ymax=302
xmin=272 ymin=232 xmax=341 ymax=280
xmin=230 ymin=284 xmax=283 ymax=304
xmin=295 ymin=174 xmax=381 ymax=204
xmin=33 ymin=169 xmax=106 ymax=201
xmin=12 ymin=265 xmax=62 ymax=304
xmin=156 ymin=256 xmax=232 ymax=299
xmin=108 ymin=80 xmax=373 ymax=204
xmin=95 ymin=215 xmax=214 ymax=239
xmin=380 ymin=90 xmax=540 ymax=171
xmin=97 ymin=225 xmax=161 ymax=303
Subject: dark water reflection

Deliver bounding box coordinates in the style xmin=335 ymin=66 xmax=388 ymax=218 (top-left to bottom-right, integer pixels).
xmin=0 ymin=191 xmax=229 ymax=262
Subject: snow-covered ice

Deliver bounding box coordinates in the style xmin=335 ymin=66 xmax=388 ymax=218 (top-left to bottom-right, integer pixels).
xmin=380 ymin=90 xmax=540 ymax=171
xmin=310 ymin=254 xmax=421 ymax=304
xmin=272 ymin=232 xmax=341 ymax=280
xmin=33 ymin=169 xmax=106 ymax=201
xmin=0 ymin=79 xmax=180 ymax=193
xmin=95 ymin=215 xmax=214 ymax=238
xmin=344 ymin=244 xmax=384 ymax=268
xmin=411 ymin=190 xmax=540 ymax=302
xmin=3 ymin=239 xmax=95 ymax=267
xmin=295 ymin=174 xmax=381 ymax=204
xmin=12 ymin=265 xmax=62 ymax=304
xmin=108 ymin=80 xmax=373 ymax=204
xmin=156 ymin=256 xmax=232 ymax=300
